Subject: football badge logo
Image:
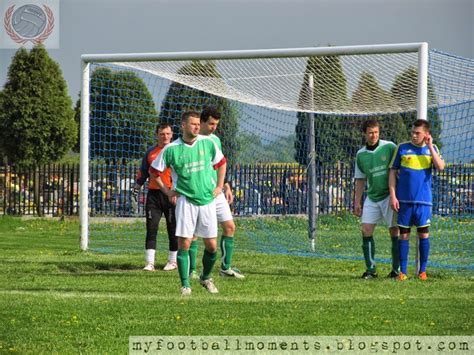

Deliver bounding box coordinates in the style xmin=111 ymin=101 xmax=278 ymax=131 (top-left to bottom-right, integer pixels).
xmin=4 ymin=4 xmax=54 ymax=44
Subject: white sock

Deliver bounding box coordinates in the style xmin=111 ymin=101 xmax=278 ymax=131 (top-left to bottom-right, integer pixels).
xmin=145 ymin=249 xmax=155 ymax=264
xmin=168 ymin=250 xmax=177 ymax=263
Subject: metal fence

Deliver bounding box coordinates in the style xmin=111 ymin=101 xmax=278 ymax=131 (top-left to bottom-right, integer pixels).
xmin=1 ymin=163 xmax=472 ymax=218
xmin=0 ymin=164 xmax=80 ymax=216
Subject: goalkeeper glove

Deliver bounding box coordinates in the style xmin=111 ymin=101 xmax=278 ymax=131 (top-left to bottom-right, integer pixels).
xmin=131 ymin=187 xmax=140 ymax=212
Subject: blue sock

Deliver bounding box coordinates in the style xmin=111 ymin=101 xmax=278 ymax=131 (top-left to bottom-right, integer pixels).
xmin=398 ymin=239 xmax=409 ymax=274
xmin=419 ymin=238 xmax=430 ymax=272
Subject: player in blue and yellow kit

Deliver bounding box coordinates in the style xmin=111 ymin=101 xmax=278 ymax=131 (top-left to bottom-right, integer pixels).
xmin=389 ymin=119 xmax=445 ymax=281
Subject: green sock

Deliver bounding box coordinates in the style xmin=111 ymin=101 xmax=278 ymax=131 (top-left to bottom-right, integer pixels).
xmin=391 ymin=236 xmax=400 ymax=272
xmin=362 ymin=236 xmax=376 ymax=272
xmin=177 ymin=249 xmax=190 ymax=288
xmin=189 ymin=240 xmax=198 ymax=273
xmin=220 ymin=236 xmax=234 ymax=271
xmin=201 ymin=249 xmax=217 ymax=280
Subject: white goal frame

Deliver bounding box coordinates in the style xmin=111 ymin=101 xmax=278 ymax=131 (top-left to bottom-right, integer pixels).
xmin=79 ymin=42 xmax=429 ymax=251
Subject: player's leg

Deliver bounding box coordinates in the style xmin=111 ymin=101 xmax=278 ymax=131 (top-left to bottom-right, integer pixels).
xmin=175 ymin=196 xmax=198 ymax=295
xmin=360 ymin=197 xmax=380 ymax=279
xmin=188 ymin=236 xmax=199 ymax=279
xmin=415 ymin=205 xmax=431 ymax=281
xmin=195 ymin=200 xmax=219 ymax=293
xmin=161 ymin=190 xmax=178 ymax=271
xmin=215 ymin=193 xmax=244 ymax=278
xmin=381 ymin=196 xmax=400 ymax=278
xmin=177 ymin=237 xmax=192 ymax=295
xmin=144 ymin=191 xmax=162 ymax=271
xmin=397 ymin=203 xmax=412 ymax=281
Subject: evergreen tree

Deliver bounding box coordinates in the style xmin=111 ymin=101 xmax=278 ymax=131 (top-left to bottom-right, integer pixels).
xmin=158 ymin=61 xmax=239 ymax=166
xmin=391 ymin=66 xmax=441 ymax=146
xmin=0 ymin=45 xmax=76 ymax=166
xmin=86 ymin=67 xmax=157 ymax=163
xmin=294 ymin=55 xmax=349 ymax=165
xmin=72 ymin=95 xmax=81 ymax=153
xmin=351 ymin=72 xmax=408 ymax=144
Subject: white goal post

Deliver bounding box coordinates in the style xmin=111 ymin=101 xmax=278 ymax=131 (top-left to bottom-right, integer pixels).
xmin=79 ymin=42 xmax=429 ymax=251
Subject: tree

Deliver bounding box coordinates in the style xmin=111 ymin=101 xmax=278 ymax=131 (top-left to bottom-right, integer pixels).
xmin=158 ymin=61 xmax=239 ymax=166
xmin=72 ymin=95 xmax=81 ymax=153
xmin=294 ymin=55 xmax=349 ymax=165
xmin=0 ymin=45 xmax=76 ymax=166
xmin=391 ymin=66 xmax=441 ymax=146
xmin=85 ymin=67 xmax=157 ymax=163
xmin=351 ymin=72 xmax=408 ymax=144
xmin=236 ymin=132 xmax=296 ymax=164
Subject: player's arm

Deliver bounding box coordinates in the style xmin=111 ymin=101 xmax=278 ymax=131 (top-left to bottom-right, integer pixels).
xmin=213 ymin=160 xmax=227 ymax=198
xmin=425 ymin=134 xmax=445 ymax=171
xmin=131 ymin=151 xmax=150 ymax=206
xmin=209 ymin=138 xmax=227 ymax=198
xmin=353 ymin=157 xmax=366 ymax=217
xmin=149 ymin=148 xmax=178 ymax=204
xmin=223 ymin=182 xmax=234 ymax=204
xmin=151 ymin=171 xmax=178 ymax=200
xmin=388 ymin=169 xmax=399 ymax=212
xmin=388 ymin=144 xmax=401 ymax=212
xmin=354 ymin=178 xmax=366 ymax=217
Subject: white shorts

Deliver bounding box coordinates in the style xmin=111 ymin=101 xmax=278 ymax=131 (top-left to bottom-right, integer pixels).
xmin=361 ymin=195 xmax=397 ymax=228
xmin=215 ymin=192 xmax=233 ymax=223
xmin=175 ymin=196 xmax=218 ymax=238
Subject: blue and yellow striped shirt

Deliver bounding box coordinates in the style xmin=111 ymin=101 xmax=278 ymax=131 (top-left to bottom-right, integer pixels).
xmin=389 ymin=142 xmax=441 ymax=206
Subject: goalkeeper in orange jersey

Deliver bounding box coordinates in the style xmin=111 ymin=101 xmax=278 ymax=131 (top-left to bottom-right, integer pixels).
xmin=132 ymin=123 xmax=178 ymax=272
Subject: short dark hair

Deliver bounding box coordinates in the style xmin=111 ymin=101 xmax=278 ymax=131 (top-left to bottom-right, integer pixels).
xmin=413 ymin=119 xmax=431 ymax=132
xmin=362 ymin=119 xmax=380 ymax=133
xmin=200 ymin=106 xmax=221 ymax=123
xmin=156 ymin=122 xmax=172 ymax=133
xmin=181 ymin=111 xmax=200 ymax=123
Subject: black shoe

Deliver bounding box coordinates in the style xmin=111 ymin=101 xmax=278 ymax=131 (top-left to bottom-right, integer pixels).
xmin=387 ymin=270 xmax=399 ymax=279
xmin=361 ymin=271 xmax=378 ymax=279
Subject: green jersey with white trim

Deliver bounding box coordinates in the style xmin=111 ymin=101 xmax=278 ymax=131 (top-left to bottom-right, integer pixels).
xmin=151 ymin=135 xmax=225 ymax=206
xmin=354 ymin=140 xmax=396 ymax=202
xmin=208 ymin=134 xmax=222 ymax=181
xmin=209 ymin=133 xmax=222 ymax=150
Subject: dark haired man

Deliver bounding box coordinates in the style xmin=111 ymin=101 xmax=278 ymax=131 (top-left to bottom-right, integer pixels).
xmin=389 ymin=119 xmax=445 ymax=281
xmin=354 ymin=119 xmax=399 ymax=279
xmin=133 ymin=123 xmax=178 ymax=272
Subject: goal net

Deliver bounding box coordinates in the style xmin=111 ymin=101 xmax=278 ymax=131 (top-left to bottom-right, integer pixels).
xmin=80 ymin=43 xmax=473 ymax=270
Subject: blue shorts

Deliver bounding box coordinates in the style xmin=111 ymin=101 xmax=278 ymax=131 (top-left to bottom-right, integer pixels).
xmin=397 ymin=203 xmax=432 ymax=228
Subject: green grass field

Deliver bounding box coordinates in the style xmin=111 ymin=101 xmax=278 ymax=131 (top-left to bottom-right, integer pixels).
xmin=0 ymin=216 xmax=473 ymax=354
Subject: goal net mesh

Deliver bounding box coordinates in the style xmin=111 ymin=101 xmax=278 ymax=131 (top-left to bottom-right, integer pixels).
xmin=85 ymin=48 xmax=473 ymax=271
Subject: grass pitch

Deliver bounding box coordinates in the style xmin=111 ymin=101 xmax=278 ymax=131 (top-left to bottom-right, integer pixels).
xmin=0 ymin=216 xmax=472 ymax=353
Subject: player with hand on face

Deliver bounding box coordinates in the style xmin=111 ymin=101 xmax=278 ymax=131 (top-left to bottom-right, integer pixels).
xmin=389 ymin=119 xmax=445 ymax=281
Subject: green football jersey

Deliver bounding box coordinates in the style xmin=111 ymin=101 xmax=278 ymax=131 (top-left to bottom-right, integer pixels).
xmin=209 ymin=134 xmax=222 ymax=181
xmin=354 ymin=140 xmax=396 ymax=202
xmin=209 ymin=133 xmax=222 ymax=150
xmin=151 ymin=135 xmax=225 ymax=206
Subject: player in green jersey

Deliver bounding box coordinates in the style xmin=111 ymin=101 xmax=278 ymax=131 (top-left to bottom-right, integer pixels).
xmin=353 ymin=119 xmax=400 ymax=279
xmin=150 ymin=111 xmax=227 ymax=296
xmin=187 ymin=106 xmax=244 ymax=280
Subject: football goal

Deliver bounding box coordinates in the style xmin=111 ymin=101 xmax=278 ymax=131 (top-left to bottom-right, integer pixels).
xmin=79 ymin=43 xmax=473 ymax=270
